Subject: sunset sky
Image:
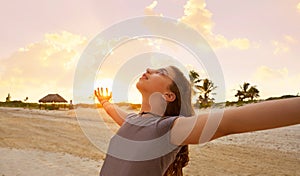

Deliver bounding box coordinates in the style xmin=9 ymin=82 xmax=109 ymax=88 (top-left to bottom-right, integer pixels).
xmin=1 ymin=0 xmax=300 ymax=103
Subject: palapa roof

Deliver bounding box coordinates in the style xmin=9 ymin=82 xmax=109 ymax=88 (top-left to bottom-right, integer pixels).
xmin=39 ymin=94 xmax=67 ymax=103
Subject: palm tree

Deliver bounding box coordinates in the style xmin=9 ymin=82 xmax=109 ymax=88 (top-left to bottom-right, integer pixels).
xmin=242 ymin=82 xmax=250 ymax=93
xmin=235 ymin=82 xmax=260 ymax=101
xmin=189 ymin=70 xmax=217 ymax=107
xmin=6 ymin=93 xmax=11 ymax=102
xmin=189 ymin=70 xmax=201 ymax=97
xmin=24 ymin=97 xmax=29 ymax=108
xmin=195 ymin=78 xmax=217 ymax=106
xmin=247 ymin=86 xmax=260 ymax=100
xmin=235 ymin=83 xmax=249 ymax=101
xmin=235 ymin=90 xmax=244 ymax=101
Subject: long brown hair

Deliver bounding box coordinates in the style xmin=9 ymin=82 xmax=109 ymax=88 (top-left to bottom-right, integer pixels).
xmin=163 ymin=66 xmax=194 ymax=176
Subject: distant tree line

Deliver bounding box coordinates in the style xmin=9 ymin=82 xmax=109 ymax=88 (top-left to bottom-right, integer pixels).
xmin=189 ymin=70 xmax=261 ymax=108
xmin=189 ymin=69 xmax=299 ymax=108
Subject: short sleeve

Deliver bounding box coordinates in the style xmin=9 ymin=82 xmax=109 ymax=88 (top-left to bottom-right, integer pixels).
xmin=156 ymin=116 xmax=179 ymax=137
xmin=125 ymin=113 xmax=139 ymax=120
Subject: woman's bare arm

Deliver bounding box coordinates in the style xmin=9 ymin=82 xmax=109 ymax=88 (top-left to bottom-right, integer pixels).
xmin=171 ymin=97 xmax=300 ymax=145
xmin=95 ymin=87 xmax=127 ymax=126
xmin=101 ymin=102 xmax=127 ymax=126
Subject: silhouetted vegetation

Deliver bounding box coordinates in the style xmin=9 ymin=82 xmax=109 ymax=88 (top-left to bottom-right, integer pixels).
xmin=225 ymin=99 xmax=261 ymax=107
xmin=0 ymin=100 xmax=70 ymax=110
xmin=0 ymin=101 xmax=39 ymax=108
xmin=188 ymin=70 xmax=299 ymax=108
xmin=5 ymin=93 xmax=11 ymax=102
xmin=189 ymin=70 xmax=217 ymax=108
xmin=265 ymin=95 xmax=299 ymax=101
xmin=235 ymin=82 xmax=260 ymax=102
xmin=225 ymin=95 xmax=299 ymax=107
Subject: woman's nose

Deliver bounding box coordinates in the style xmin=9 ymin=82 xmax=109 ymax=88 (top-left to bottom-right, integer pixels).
xmin=146 ymin=68 xmax=153 ymax=74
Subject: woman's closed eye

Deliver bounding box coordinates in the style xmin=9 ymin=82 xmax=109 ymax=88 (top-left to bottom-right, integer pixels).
xmin=146 ymin=68 xmax=168 ymax=76
xmin=157 ymin=68 xmax=168 ymax=76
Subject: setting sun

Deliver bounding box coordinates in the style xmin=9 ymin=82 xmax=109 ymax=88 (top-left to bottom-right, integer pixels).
xmin=94 ymin=76 xmax=142 ymax=104
xmin=94 ymin=78 xmax=113 ymax=93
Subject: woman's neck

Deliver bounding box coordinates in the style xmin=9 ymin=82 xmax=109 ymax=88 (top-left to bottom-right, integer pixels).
xmin=140 ymin=97 xmax=152 ymax=113
xmin=140 ymin=94 xmax=166 ymax=117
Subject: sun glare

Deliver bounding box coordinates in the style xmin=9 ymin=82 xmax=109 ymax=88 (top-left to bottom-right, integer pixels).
xmin=94 ymin=78 xmax=113 ymax=93
xmin=128 ymin=77 xmax=142 ymax=104
xmin=94 ymin=77 xmax=141 ymax=104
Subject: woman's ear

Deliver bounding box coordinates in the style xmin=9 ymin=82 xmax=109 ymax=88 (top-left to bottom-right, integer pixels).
xmin=163 ymin=92 xmax=176 ymax=102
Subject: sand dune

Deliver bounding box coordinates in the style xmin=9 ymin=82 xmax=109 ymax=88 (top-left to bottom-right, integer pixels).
xmin=0 ymin=107 xmax=299 ymax=176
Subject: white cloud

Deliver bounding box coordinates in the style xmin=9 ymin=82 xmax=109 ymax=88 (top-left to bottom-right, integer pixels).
xmin=178 ymin=0 xmax=255 ymax=50
xmin=143 ymin=0 xmax=256 ymax=50
xmin=180 ymin=0 xmax=214 ymax=36
xmin=284 ymin=35 xmax=298 ymax=44
xmin=272 ymin=41 xmax=290 ymax=55
xmin=144 ymin=1 xmax=162 ymax=16
xmin=0 ymin=31 xmax=87 ymax=102
xmin=147 ymin=1 xmax=158 ymax=10
xmin=253 ymin=66 xmax=288 ymax=81
xmin=229 ymin=38 xmax=251 ymax=50
xmin=271 ymin=35 xmax=298 ymax=55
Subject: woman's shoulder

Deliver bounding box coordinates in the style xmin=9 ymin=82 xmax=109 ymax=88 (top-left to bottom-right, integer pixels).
xmin=159 ymin=116 xmax=179 ymax=122
xmin=126 ymin=112 xmax=139 ymax=119
xmin=156 ymin=116 xmax=180 ymax=133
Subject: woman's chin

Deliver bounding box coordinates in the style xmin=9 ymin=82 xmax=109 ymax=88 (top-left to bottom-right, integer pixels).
xmin=136 ymin=82 xmax=143 ymax=92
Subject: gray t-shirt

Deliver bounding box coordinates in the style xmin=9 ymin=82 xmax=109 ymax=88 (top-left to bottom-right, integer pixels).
xmin=100 ymin=113 xmax=180 ymax=176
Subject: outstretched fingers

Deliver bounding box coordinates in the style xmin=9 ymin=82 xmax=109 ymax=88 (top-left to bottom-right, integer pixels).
xmin=95 ymin=89 xmax=99 ymax=97
xmin=101 ymin=87 xmax=104 ymax=96
xmin=106 ymin=88 xmax=109 ymax=96
xmin=94 ymin=87 xmax=112 ymax=103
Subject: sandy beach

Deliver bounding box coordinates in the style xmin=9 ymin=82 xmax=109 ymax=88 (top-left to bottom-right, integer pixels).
xmin=0 ymin=107 xmax=299 ymax=176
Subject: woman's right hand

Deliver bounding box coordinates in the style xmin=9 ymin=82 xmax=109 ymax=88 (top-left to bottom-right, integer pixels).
xmin=94 ymin=87 xmax=112 ymax=105
xmin=94 ymin=87 xmax=126 ymax=126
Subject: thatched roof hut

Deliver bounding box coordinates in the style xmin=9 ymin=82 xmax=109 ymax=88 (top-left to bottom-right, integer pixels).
xmin=39 ymin=94 xmax=67 ymax=103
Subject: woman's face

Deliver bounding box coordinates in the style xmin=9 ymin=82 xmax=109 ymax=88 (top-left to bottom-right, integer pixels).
xmin=136 ymin=67 xmax=174 ymax=96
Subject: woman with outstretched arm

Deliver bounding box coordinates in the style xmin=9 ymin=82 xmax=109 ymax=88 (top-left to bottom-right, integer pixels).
xmin=95 ymin=66 xmax=300 ymax=176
